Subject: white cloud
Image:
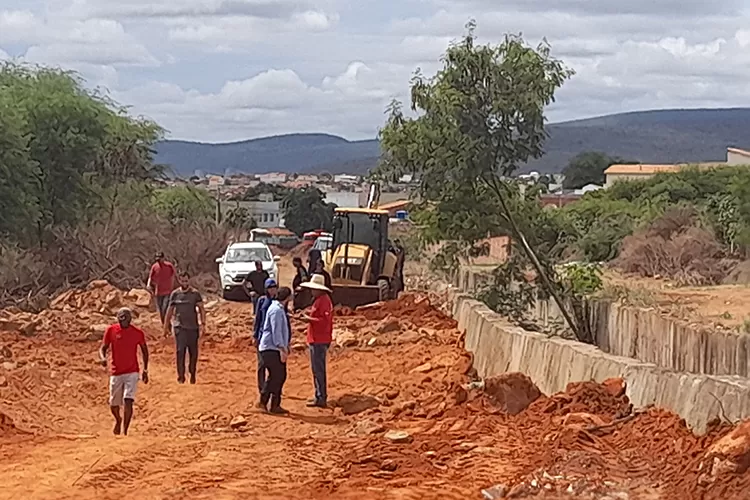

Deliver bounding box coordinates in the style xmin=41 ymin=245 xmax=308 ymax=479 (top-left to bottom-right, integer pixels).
xmin=2 ymin=0 xmax=750 ymax=142
xmin=115 ymin=63 xmax=406 ymax=140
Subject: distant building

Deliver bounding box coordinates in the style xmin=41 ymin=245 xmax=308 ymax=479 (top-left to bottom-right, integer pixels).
xmin=334 ymin=174 xmax=359 ymax=185
xmin=207 ymin=175 xmax=225 ymax=188
xmin=258 ymin=172 xmax=287 ymax=184
xmin=603 ymin=146 xmax=747 ymax=187
xmin=540 ymin=193 xmax=582 ymax=208
xmin=378 ymin=199 xmax=410 ymax=217
xmin=574 ymin=183 xmax=603 ymax=195
xmin=324 ymin=191 xmax=361 ymax=208
xmin=295 ymin=174 xmax=319 ymax=184
xmin=727 ymin=147 xmax=750 ymax=165
xmin=225 ymin=200 xmax=283 ymax=228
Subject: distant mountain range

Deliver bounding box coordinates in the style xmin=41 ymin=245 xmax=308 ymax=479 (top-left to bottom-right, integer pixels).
xmin=154 ymin=108 xmax=750 ymax=177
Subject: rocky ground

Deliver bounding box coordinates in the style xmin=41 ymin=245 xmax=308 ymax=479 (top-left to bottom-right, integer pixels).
xmin=2 ymin=277 xmax=750 ymax=499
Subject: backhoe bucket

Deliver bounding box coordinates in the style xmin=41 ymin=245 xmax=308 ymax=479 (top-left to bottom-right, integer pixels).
xmin=293 ymin=284 xmax=380 ymax=310
xmin=331 ymin=284 xmax=380 ymax=309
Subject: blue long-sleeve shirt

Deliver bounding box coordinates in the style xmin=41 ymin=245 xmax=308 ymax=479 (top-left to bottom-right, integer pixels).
xmin=253 ymin=295 xmax=273 ymax=341
xmin=259 ymin=301 xmax=291 ymax=352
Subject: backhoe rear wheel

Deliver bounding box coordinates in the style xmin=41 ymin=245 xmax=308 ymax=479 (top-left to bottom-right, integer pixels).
xmin=377 ymin=279 xmax=390 ymax=302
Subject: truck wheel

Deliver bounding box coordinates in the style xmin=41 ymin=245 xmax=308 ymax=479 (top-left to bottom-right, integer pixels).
xmin=377 ymin=279 xmax=390 ymax=302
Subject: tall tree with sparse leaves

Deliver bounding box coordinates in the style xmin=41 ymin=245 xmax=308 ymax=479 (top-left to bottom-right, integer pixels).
xmin=375 ymin=23 xmax=588 ymax=340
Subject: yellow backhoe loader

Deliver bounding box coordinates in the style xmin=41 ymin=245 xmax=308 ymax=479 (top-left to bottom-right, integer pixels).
xmin=299 ymin=184 xmax=405 ymax=309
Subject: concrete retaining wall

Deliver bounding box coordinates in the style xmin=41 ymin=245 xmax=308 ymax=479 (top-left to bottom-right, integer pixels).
xmin=452 ymin=293 xmax=750 ymax=432
xmin=456 ymin=265 xmax=750 ymax=378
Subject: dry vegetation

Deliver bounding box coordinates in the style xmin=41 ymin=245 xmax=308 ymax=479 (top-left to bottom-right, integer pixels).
xmin=615 ymin=207 xmax=737 ymax=286
xmin=0 ymin=210 xmax=230 ymax=312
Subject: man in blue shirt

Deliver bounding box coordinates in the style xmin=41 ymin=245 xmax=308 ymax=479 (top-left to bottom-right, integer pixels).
xmin=258 ymin=287 xmax=292 ymax=414
xmin=253 ymin=278 xmax=278 ymax=399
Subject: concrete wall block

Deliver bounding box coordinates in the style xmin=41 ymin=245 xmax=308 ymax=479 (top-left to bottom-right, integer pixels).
xmin=453 ymin=295 xmax=750 ymax=432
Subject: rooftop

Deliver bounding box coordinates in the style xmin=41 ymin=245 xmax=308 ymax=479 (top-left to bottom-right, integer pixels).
xmin=335 ymin=207 xmax=389 ymax=215
xmin=604 ymin=162 xmax=725 ymax=175
xmin=728 ymin=147 xmax=750 ymax=158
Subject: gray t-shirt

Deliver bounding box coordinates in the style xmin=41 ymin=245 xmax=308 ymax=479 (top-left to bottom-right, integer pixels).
xmin=169 ymin=288 xmax=203 ymax=330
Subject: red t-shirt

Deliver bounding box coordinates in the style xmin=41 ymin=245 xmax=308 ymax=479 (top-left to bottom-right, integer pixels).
xmin=307 ymin=294 xmax=333 ymax=344
xmin=103 ymin=324 xmax=146 ymax=376
xmin=149 ymin=261 xmax=175 ymax=296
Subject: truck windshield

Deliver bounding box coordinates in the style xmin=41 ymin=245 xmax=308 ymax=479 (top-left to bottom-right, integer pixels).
xmin=333 ymin=213 xmax=379 ymax=249
xmin=225 ymin=247 xmax=271 ymax=263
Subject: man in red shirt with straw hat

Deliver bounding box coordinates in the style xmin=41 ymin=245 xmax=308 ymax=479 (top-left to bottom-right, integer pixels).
xmin=300 ymin=274 xmax=333 ymax=408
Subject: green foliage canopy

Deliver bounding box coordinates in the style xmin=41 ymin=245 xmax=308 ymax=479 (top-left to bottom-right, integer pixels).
xmin=282 ymin=187 xmax=337 ymax=237
xmin=0 ymin=62 xmax=163 ymax=244
xmin=151 ymin=186 xmax=215 ymax=224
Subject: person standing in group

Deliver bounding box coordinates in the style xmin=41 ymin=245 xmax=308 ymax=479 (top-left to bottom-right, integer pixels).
xmin=307 ymin=248 xmax=322 ymax=277
xmin=292 ymin=257 xmax=309 ymax=311
xmin=243 ymin=261 xmax=269 ymax=313
xmin=258 ymin=286 xmax=293 ymax=414
xmin=163 ymin=271 xmax=206 ymax=384
xmin=147 ymin=251 xmax=175 ymax=324
xmin=313 ymin=259 xmax=332 ymax=291
xmin=253 ymin=278 xmax=278 ymax=400
xmin=99 ymin=308 xmax=149 ymax=436
xmin=300 ymin=275 xmax=333 ymax=408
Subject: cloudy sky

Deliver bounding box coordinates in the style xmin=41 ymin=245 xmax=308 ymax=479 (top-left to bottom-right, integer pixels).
xmin=2 ymin=1 xmax=750 ymax=142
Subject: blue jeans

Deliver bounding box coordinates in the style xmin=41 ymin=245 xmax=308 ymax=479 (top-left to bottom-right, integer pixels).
xmin=309 ymin=343 xmax=329 ymax=404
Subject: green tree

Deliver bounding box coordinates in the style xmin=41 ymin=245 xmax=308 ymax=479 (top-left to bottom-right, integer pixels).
xmin=224 ymin=206 xmax=257 ymax=230
xmin=0 ymin=62 xmax=163 ymax=242
xmin=561 ymin=151 xmax=636 ymax=190
xmin=151 ymin=186 xmax=214 ymax=224
xmin=0 ymin=90 xmax=40 ymax=242
xmin=282 ymin=187 xmax=336 ymax=237
xmin=375 ymin=24 xmax=585 ymax=339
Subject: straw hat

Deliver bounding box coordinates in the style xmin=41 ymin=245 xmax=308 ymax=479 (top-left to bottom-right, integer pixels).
xmin=301 ymin=274 xmax=331 ymax=292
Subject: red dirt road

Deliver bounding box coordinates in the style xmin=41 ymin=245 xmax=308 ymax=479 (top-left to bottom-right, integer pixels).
xmin=2 ymin=288 xmax=750 ymax=499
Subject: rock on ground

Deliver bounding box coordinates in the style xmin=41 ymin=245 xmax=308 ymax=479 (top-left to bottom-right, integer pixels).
xmin=384 ymin=430 xmax=412 ymax=444
xmin=483 ymin=372 xmax=542 ymax=415
xmin=333 ymin=394 xmax=380 ymax=415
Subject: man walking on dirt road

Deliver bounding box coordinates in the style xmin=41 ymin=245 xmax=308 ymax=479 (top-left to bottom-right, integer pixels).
xmin=300 ymin=275 xmax=333 ymax=408
xmin=253 ymin=278 xmax=278 ymax=398
xmin=258 ymin=287 xmax=293 ymax=414
xmin=163 ymin=271 xmax=206 ymax=384
xmin=99 ymin=307 xmax=149 ymax=436
xmin=148 ymin=252 xmax=175 ymax=324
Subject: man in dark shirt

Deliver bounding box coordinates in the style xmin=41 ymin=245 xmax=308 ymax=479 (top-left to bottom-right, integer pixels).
xmin=314 ymin=260 xmax=333 ymax=291
xmin=164 ymin=271 xmax=206 ymax=384
xmin=243 ymin=261 xmax=269 ymax=312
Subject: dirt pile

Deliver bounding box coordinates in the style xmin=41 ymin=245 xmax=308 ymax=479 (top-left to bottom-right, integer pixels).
xmin=0 ymin=280 xmax=158 ymax=341
xmin=526 ymin=380 xmax=632 ymax=421
xmin=336 ymin=293 xmax=457 ymax=332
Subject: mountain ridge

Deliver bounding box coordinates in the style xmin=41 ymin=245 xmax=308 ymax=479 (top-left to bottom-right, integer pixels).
xmin=154 ymin=108 xmax=750 ymax=177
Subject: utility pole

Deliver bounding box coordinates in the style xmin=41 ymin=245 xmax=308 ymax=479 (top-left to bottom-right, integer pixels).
xmin=215 ymin=186 xmax=222 ymax=225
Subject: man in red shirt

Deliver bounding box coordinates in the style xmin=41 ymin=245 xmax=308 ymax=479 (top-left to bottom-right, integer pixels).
xmin=300 ymin=274 xmax=333 ymax=408
xmin=148 ymin=251 xmax=176 ymax=324
xmin=99 ymin=308 xmax=149 ymax=436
